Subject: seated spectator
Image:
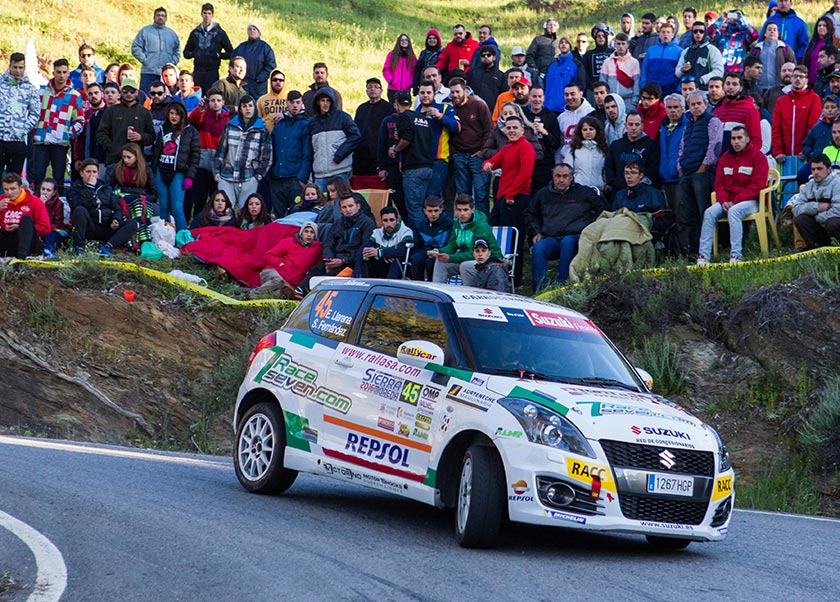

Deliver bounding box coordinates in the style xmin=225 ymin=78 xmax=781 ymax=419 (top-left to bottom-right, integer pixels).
xmin=612 ymin=161 xmax=666 ymax=214
xmin=241 ymin=221 xmax=322 ymax=298
xmin=354 ymin=206 xmax=414 ymax=279
xmin=38 ymin=178 xmax=70 ymax=257
xmin=565 ymin=116 xmax=607 ymax=192
xmin=239 ymin=193 xmax=271 ymax=229
xmin=68 ymin=160 xmax=138 ymax=256
xmin=315 ymin=176 xmax=373 ymax=242
xmin=192 ymin=190 xmax=238 ymax=228
xmin=798 ymin=94 xmax=839 ymax=184
xmin=792 ymin=154 xmax=840 ymax=249
xmin=106 ymin=144 xmax=158 ymax=250
xmin=0 ymin=173 xmax=50 ymax=261
xmin=472 ymin=237 xmax=511 ymax=293
xmin=410 ymin=195 xmax=452 ymax=281
xmin=431 ymin=193 xmax=500 ymax=286
xmin=287 ymin=183 xmax=327 ymax=217
xmin=697 ymin=126 xmax=768 ymax=264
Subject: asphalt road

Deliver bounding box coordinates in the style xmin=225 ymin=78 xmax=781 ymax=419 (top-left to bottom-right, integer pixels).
xmin=1 ymin=435 xmax=838 ymax=602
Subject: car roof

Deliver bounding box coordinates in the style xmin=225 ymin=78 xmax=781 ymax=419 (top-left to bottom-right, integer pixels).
xmin=310 ymin=278 xmax=587 ymax=319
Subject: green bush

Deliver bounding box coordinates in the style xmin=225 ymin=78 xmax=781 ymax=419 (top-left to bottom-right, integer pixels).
xmin=630 ymin=334 xmax=687 ymax=397
xmin=800 ymin=375 xmax=840 ymax=471
xmin=736 ymin=455 xmax=822 ymax=515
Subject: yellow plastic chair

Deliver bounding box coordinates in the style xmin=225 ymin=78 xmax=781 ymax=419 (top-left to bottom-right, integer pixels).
xmin=712 ymin=168 xmax=780 ymax=257
xmin=356 ymin=189 xmax=391 ymax=227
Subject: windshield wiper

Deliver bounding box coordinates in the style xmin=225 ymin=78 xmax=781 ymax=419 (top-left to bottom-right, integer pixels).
xmin=561 ymin=377 xmax=640 ymax=392
xmin=482 ymin=368 xmax=569 ymax=382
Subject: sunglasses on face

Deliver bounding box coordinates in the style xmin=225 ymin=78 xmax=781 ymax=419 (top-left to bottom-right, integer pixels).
xmin=149 ymin=91 xmax=165 ymax=96
xmin=271 ymin=78 xmax=285 ymax=82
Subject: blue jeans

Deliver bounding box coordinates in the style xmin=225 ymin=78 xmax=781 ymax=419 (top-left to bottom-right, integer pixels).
xmin=531 ymin=235 xmax=580 ymax=292
xmin=402 ymin=166 xmax=433 ymax=232
xmin=314 ymin=171 xmax=349 ymax=193
xmin=428 ymin=159 xmax=449 ymax=197
xmin=156 ymin=171 xmax=188 ymax=231
xmin=698 ymin=200 xmax=758 ymax=259
xmin=452 ymin=153 xmax=490 ymax=216
xmin=30 ymin=144 xmax=68 ymax=188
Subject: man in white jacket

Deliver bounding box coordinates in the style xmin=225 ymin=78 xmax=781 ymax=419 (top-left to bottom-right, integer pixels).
xmin=792 ymin=154 xmax=840 ymax=249
xmin=555 ymin=82 xmax=594 ymax=162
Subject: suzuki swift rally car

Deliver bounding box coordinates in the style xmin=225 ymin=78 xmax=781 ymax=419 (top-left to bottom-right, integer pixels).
xmin=233 ymin=280 xmax=734 ymax=548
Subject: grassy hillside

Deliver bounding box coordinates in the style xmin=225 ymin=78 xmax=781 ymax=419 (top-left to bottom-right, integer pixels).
xmin=0 ymin=0 xmax=834 ymax=107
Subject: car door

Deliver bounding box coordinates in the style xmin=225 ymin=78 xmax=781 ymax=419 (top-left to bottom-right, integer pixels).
xmin=320 ymin=288 xmax=452 ymax=486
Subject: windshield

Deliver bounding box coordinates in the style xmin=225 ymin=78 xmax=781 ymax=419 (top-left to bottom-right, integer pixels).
xmin=458 ymin=306 xmax=643 ymax=390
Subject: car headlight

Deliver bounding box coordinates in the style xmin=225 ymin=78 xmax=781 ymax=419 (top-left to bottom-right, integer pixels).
xmin=704 ymin=424 xmax=732 ymax=472
xmin=498 ymin=397 xmax=596 ymax=458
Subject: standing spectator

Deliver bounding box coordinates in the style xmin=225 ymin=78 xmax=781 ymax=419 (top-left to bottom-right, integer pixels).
xmin=583 ymin=24 xmax=613 ymax=92
xmin=761 ymin=0 xmax=809 ymax=62
xmin=96 ymin=78 xmax=156 ymax=166
xmin=711 ymin=10 xmax=758 ymax=73
xmin=489 ymin=69 xmax=528 ymax=124
xmin=603 ymin=93 xmax=627 ymax=144
xmin=174 ymin=70 xmax=202 ymax=112
xmin=524 ymin=86 xmax=562 ymax=192
xmin=814 ymin=46 xmax=838 ymax=97
xmin=676 ymin=22 xmax=725 ymax=90
xmin=449 ymin=78 xmax=493 ymax=216
xmin=416 ymin=81 xmax=460 ymax=197
xmin=631 ymin=13 xmax=659 ymax=63
xmin=803 ymin=17 xmax=840 ymax=87
xmin=131 ymin=7 xmax=181 ymax=93
xmin=508 ymin=46 xmax=540 ymax=90
xmin=436 ymin=24 xmax=480 ymax=78
xmin=383 ymin=34 xmax=417 ymax=103
xmin=214 ymin=95 xmax=272 ymax=211
xmin=70 ymin=44 xmax=104 ymax=90
xmin=31 ymin=59 xmax=85 ymax=189
xmin=414 ymin=30 xmax=443 ymax=94
xmin=637 ymin=83 xmax=667 ymax=142
xmin=679 ymin=8 xmax=698 ymax=48
xmin=750 ymin=23 xmax=796 ymax=92
xmin=481 ymin=103 xmax=542 ymax=163
xmin=792 ymin=154 xmax=840 ymax=249
xmin=544 ymin=37 xmax=585 ymax=113
xmin=76 ymin=82 xmax=108 ymax=169
xmin=153 ymin=101 xmax=200 ymax=231
xmin=763 ymin=61 xmax=796 ymax=114
xmin=555 ymin=83 xmax=594 ymax=158
xmin=302 ymin=63 xmax=343 ymax=116
xmin=659 ymin=93 xmax=688 ymax=211
xmin=431 ymin=193 xmax=500 ymax=285
xmin=269 ymin=90 xmax=312 ymax=218
xmin=309 ymin=87 xmax=360 ymax=191
xmin=566 ymin=115 xmax=607 ymax=192
xmin=605 ymin=110 xmax=660 ymax=196
xmin=0 ymin=172 xmax=50 ymax=261
xmin=826 ymin=0 xmax=840 ymax=32
xmin=390 ymin=91 xmax=435 ymax=231
xmin=801 ymin=95 xmax=838 ymax=171
xmin=409 ymin=195 xmax=452 ymax=281
xmin=640 ymin=22 xmax=682 ymax=96
xmin=526 ymin=163 xmax=605 ymax=291
xmin=772 ymin=65 xmax=823 ymax=164
xmin=0 ymin=53 xmax=40 ymax=178
xmin=526 ymin=18 xmax=560 ymax=83
xmin=187 ymin=88 xmax=230 ymax=220
xmin=354 ymin=78 xmax=392 ymax=176
xmin=467 ymin=45 xmax=507 ymax=109
xmin=572 ymin=33 xmax=588 ymax=64
xmin=600 ymin=33 xmax=640 ymax=112
xmin=232 ymin=23 xmax=276 ymax=99
xmin=708 ymin=76 xmax=725 ymax=108
xmin=377 ymin=102 xmax=402 ymax=215
xmin=212 ymin=56 xmax=248 ymax=113
xmin=678 ymin=90 xmax=723 ymax=256
xmin=355 ymin=206 xmax=414 ymax=279
xmin=415 ymin=66 xmax=449 ymax=107
xmin=620 ymin=13 xmax=636 ymax=39
xmin=257 ymin=69 xmax=287 ymax=133
xmin=160 ymin=63 xmax=179 ymax=96
xmin=183 ymin=3 xmax=233 ymax=94
xmin=469 ymin=25 xmax=500 ymax=73
xmin=714 ymin=73 xmax=762 ymax=151
xmin=742 ymin=57 xmax=765 ymax=108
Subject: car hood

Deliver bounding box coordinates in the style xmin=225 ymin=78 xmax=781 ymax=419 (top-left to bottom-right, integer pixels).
xmin=485 ymin=376 xmax=714 ymax=452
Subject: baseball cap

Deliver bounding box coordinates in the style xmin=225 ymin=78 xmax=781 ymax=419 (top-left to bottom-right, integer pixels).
xmin=704 ymin=11 xmax=717 ymax=20
xmin=829 ymin=70 xmax=840 ymax=80
xmin=473 ymin=238 xmax=489 ymax=249
xmin=121 ymin=78 xmax=138 ymax=91
xmin=395 ymin=90 xmax=412 ymax=106
xmin=511 ymin=76 xmax=531 ymax=88
xmin=511 ymin=46 xmax=526 ymax=56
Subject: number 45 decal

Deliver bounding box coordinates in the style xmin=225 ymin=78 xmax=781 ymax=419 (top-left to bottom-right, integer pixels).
xmin=314 ymin=290 xmax=338 ymax=319
xmin=400 ymin=381 xmax=421 ymax=405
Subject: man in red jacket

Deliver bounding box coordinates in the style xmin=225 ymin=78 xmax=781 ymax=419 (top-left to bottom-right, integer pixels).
xmin=697 ymin=126 xmax=768 ymax=264
xmin=0 ymin=173 xmax=51 ymax=261
xmin=772 ymin=65 xmax=823 ymax=164
xmin=713 ymin=72 xmax=761 ymax=152
xmin=436 ymin=24 xmax=480 ymax=78
xmin=637 ymin=83 xmax=667 ymax=141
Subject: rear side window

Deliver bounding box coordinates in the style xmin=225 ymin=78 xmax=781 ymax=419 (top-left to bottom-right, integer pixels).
xmin=358 ymin=295 xmax=448 ymax=356
xmin=307 ymin=290 xmax=365 ymax=341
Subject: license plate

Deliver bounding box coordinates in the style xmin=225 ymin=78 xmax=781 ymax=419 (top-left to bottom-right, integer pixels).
xmin=647 ymin=474 xmax=694 ymax=496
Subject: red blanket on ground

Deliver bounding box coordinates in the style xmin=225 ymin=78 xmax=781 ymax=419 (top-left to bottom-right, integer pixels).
xmin=184 ymin=223 xmax=299 ymax=287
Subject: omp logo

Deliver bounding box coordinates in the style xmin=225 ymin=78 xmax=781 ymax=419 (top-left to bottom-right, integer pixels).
xmin=659 ymin=449 xmax=677 ymax=469
xmin=712 ymin=475 xmax=733 ymax=501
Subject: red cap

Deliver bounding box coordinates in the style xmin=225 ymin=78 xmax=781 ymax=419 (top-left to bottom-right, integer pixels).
xmin=512 ymin=76 xmax=531 ymax=88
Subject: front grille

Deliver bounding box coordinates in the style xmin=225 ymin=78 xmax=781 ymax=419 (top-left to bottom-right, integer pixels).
xmin=536 ymin=476 xmax=604 ymax=515
xmin=619 ymin=493 xmax=707 ymax=525
xmin=711 ymin=496 xmax=732 ymax=527
xmin=600 ymin=440 xmax=715 ymax=477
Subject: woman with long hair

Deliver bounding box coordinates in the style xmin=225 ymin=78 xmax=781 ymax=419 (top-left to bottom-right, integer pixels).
xmin=106 ymin=142 xmax=158 ymax=249
xmin=383 ymin=34 xmax=417 ymax=102
xmin=288 ymin=183 xmax=328 ymax=215
xmin=239 ymin=193 xmax=272 ymax=229
xmin=566 ymin=115 xmax=607 ymax=191
xmin=749 ymin=21 xmax=795 ymax=92
xmin=103 ymin=63 xmax=120 ymax=84
xmin=193 ymin=189 xmax=238 ymax=228
xmin=153 ymin=101 xmax=200 ymax=231
xmin=804 ymin=15 xmax=840 ymax=86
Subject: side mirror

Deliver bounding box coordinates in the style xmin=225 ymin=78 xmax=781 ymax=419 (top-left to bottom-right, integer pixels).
xmin=635 ymin=367 xmax=654 ymax=390
xmin=397 ymin=340 xmax=445 ymax=368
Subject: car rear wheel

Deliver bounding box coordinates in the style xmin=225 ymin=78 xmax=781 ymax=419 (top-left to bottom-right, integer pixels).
xmin=646 ymin=535 xmax=692 ymax=549
xmin=234 ymin=402 xmax=298 ymax=494
xmin=455 ymin=445 xmax=504 ymax=548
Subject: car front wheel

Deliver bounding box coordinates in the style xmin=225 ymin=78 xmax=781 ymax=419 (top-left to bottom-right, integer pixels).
xmin=234 ymin=402 xmax=298 ymax=494
xmin=455 ymin=445 xmax=504 ymax=548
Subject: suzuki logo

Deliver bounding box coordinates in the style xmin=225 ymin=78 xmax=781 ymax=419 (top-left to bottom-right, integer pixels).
xmin=631 ymin=425 xmax=641 ymax=435
xmin=659 ymin=449 xmax=676 ymax=470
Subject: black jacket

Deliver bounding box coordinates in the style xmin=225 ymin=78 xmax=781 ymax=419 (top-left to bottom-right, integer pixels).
xmin=153 ymin=124 xmax=201 ymax=180
xmin=105 ymin=163 xmax=158 ymax=205
xmin=67 ymin=179 xmax=123 ymax=225
xmin=474 ymin=257 xmax=511 ymax=293
xmin=466 ymin=64 xmax=507 ymax=108
xmin=324 ymin=210 xmax=376 ymax=267
xmin=96 ymin=102 xmax=156 ymax=165
xmin=605 ymin=134 xmax=660 ymax=191
xmin=183 ymin=22 xmax=233 ymax=73
xmin=525 ymin=180 xmax=605 ymax=239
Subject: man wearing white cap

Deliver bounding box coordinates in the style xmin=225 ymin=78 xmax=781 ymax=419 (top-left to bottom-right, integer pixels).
xmin=508 ymin=45 xmax=540 ymax=88
xmin=232 ymin=22 xmax=276 ymax=98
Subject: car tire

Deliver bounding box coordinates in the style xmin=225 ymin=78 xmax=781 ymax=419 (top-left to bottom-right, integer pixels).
xmin=455 ymin=445 xmax=505 ymax=548
xmin=645 ymin=535 xmax=692 ymax=549
xmin=234 ymin=402 xmax=298 ymax=495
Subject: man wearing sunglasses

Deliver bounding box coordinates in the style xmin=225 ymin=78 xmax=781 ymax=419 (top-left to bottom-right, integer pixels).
xmin=675 ymin=21 xmax=724 ymax=90
xmin=257 ymin=69 xmax=287 ymax=133
xmin=70 ymin=44 xmax=104 ymax=90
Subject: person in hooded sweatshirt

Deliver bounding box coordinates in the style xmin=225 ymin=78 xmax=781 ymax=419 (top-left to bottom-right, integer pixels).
xmin=257 ymin=221 xmax=322 ymax=295
xmin=604 ymin=92 xmax=627 ymax=144
xmin=213 ymin=94 xmax=272 ymax=211
xmin=544 ymin=37 xmax=586 ymax=113
xmin=583 ymin=24 xmax=614 ymax=99
xmin=641 ymin=22 xmax=682 ymax=96
xmin=309 ymin=87 xmax=361 ymax=191
xmin=676 ymin=21 xmax=725 ymax=90
xmin=526 ymin=18 xmax=561 ymax=81
xmin=257 ymin=68 xmax=287 ymax=133
xmin=413 ymin=30 xmax=443 ymax=94
xmin=0 ymin=172 xmax=50 ymax=260
xmin=232 ymin=23 xmax=276 ymax=99
xmin=600 ymin=32 xmax=641 ymax=112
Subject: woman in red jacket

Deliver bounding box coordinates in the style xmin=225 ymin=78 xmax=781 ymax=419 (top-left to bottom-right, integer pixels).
xmin=383 ymin=34 xmax=417 ymax=103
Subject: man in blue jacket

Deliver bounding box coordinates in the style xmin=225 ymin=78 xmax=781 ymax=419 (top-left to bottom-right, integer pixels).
xmin=131 ymin=7 xmax=181 ymax=93
xmin=761 ymin=0 xmax=809 ymax=62
xmin=640 ymin=22 xmax=682 ymax=96
xmin=659 ymin=93 xmax=688 ymax=212
xmin=269 ymin=91 xmax=312 ymax=218
xmin=232 ymin=23 xmax=276 ymax=99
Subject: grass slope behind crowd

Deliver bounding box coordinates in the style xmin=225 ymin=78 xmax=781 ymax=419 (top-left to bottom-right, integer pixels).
xmin=0 ymin=0 xmax=836 ymax=108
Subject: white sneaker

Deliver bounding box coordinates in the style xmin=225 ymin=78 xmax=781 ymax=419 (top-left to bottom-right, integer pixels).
xmin=729 ymin=255 xmax=741 ymax=264
xmin=696 ymin=255 xmax=708 ymax=265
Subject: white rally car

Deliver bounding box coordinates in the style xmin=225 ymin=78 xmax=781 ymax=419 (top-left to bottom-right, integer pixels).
xmin=233 ymin=280 xmax=734 ymax=548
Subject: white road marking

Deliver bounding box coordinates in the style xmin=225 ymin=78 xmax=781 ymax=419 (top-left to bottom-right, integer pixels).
xmin=735 ymin=508 xmax=840 ymax=524
xmin=0 ymin=435 xmax=228 ymax=469
xmin=0 ymin=511 xmax=67 ymax=602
